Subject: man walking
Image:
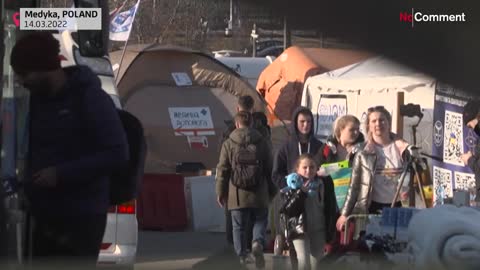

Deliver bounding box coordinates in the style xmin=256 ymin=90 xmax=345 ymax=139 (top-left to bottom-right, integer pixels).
xmin=216 ymin=111 xmax=276 ymax=268
xmin=221 ymin=95 xmax=271 ymax=246
xmin=10 ymin=32 xmax=128 ymax=268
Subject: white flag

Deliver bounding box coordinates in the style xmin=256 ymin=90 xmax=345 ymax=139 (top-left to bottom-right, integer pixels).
xmin=109 ymin=0 xmax=140 ymax=41
xmin=110 ymin=0 xmax=128 ymax=20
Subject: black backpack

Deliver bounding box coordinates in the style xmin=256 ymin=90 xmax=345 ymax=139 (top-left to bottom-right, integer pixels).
xmin=75 ymin=88 xmax=147 ymax=205
xmin=231 ymin=142 xmax=262 ymax=191
xmin=110 ymin=109 xmax=147 ymax=205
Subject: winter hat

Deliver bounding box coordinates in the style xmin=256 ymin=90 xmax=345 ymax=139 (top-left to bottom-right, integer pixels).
xmin=463 ymin=99 xmax=480 ymax=125
xmin=286 ymin=173 xmax=303 ymax=189
xmin=10 ymin=32 xmax=61 ymax=75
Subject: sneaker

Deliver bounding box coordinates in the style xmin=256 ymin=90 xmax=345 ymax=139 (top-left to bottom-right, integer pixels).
xmin=252 ymin=241 xmax=265 ymax=269
xmin=239 ymin=256 xmax=248 ymax=266
xmin=239 ymin=255 xmax=254 ymax=265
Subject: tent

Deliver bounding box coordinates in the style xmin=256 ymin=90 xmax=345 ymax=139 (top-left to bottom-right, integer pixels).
xmin=301 ymin=56 xmax=436 ymax=156
xmin=256 ymin=46 xmax=372 ymax=123
xmin=110 ymin=44 xmax=269 ymax=173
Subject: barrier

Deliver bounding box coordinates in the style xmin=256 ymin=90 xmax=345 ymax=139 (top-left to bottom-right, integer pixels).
xmin=137 ymin=174 xmax=188 ymax=231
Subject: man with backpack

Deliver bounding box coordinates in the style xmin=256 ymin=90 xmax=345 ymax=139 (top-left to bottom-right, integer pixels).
xmin=10 ymin=32 xmax=129 ymax=268
xmin=216 ymin=111 xmax=277 ymax=268
xmin=221 ymin=95 xmax=271 ymax=246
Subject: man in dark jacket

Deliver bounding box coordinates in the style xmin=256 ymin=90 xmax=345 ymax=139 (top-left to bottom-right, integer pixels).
xmin=272 ymin=106 xmax=334 ymax=189
xmin=216 ymin=111 xmax=277 ymax=268
xmin=10 ymin=32 xmax=128 ymax=268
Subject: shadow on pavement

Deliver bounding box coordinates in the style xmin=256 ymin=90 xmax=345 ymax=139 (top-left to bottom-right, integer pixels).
xmin=191 ymin=246 xmax=246 ymax=270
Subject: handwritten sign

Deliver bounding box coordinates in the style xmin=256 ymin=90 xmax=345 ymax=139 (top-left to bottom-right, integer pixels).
xmin=168 ymin=107 xmax=215 ymax=136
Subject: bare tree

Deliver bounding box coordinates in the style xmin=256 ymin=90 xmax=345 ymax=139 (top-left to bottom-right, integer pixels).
xmin=108 ymin=0 xmax=277 ymax=53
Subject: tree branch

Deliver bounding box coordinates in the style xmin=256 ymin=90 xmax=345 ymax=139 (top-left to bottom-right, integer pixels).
xmin=156 ymin=0 xmax=182 ymax=43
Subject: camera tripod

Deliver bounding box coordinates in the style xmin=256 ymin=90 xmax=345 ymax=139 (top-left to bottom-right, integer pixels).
xmin=392 ymin=103 xmax=428 ymax=207
xmin=391 ymin=149 xmax=428 ymax=208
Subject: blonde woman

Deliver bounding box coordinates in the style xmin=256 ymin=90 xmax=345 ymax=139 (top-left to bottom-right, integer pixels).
xmin=336 ymin=106 xmax=409 ymax=231
xmin=327 ymin=115 xmax=365 ymax=162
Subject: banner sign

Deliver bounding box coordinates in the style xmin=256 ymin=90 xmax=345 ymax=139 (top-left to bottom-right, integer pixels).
xmin=321 ymin=160 xmax=351 ymax=208
xmin=432 ymin=82 xmax=477 ymax=205
xmin=316 ymin=94 xmax=347 ymax=140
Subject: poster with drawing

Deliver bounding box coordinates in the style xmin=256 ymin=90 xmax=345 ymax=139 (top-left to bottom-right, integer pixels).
xmin=433 ymin=166 xmax=453 ymax=202
xmin=443 ymin=110 xmax=464 ymax=166
xmin=432 ymin=83 xmax=477 ymax=206
xmin=454 ymin=171 xmax=477 ymax=202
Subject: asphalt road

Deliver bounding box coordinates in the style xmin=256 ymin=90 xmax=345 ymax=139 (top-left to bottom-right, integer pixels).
xmin=134 ymin=231 xmax=288 ymax=270
xmin=135 ymin=231 xmax=242 ymax=270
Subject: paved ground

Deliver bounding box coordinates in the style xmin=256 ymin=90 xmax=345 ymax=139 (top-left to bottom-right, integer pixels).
xmin=134 ymin=231 xmax=290 ymax=270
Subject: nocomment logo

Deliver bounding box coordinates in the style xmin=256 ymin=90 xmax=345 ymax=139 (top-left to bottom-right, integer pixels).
xmin=399 ymin=9 xmax=466 ymax=28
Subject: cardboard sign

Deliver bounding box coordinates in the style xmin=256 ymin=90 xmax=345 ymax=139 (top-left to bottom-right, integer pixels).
xmin=168 ymin=107 xmax=215 ymax=136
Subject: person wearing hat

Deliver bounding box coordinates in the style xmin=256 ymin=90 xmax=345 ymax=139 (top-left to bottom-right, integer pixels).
xmin=461 ymin=99 xmax=480 ymax=205
xmin=10 ymin=32 xmax=128 ymax=267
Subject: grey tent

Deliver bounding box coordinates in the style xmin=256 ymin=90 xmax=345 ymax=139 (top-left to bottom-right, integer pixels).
xmin=110 ymin=44 xmax=271 ymax=173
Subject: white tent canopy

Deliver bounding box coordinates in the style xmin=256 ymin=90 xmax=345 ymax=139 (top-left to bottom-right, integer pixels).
xmin=322 ymin=55 xmax=419 ymax=79
xmin=215 ymin=56 xmax=274 ymax=88
xmin=301 ymin=56 xmax=436 ymax=156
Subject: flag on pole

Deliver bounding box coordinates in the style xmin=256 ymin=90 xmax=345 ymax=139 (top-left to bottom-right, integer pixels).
xmin=109 ymin=0 xmax=140 ymax=41
xmin=109 ymin=0 xmax=128 ymax=21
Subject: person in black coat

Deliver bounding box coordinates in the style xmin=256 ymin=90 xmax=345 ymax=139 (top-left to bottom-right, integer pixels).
xmin=273 ymin=107 xmax=335 ymax=189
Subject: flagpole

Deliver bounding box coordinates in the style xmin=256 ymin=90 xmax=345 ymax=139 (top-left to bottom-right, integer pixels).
xmin=114 ymin=0 xmax=140 ymax=85
xmin=115 ymin=37 xmax=130 ymax=85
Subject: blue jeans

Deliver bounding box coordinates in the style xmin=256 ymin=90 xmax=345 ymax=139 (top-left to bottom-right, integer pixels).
xmin=231 ymin=208 xmax=268 ymax=257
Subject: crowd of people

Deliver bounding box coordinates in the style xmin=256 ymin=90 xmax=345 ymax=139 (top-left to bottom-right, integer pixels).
xmin=2 ymin=32 xmax=480 ymax=270
xmin=216 ymin=95 xmax=480 ymax=270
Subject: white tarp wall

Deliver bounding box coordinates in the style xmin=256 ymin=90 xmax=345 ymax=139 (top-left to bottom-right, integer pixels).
xmin=215 ymin=56 xmax=274 ymax=88
xmin=301 ymin=56 xmax=436 ymax=156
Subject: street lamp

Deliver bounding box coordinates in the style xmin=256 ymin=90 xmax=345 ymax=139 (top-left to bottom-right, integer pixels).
xmin=225 ymin=0 xmax=233 ymax=37
xmin=251 ymin=24 xmax=259 ymax=57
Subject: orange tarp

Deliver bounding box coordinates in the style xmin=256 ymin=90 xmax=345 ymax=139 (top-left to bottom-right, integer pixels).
xmin=256 ymin=46 xmax=371 ymax=123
